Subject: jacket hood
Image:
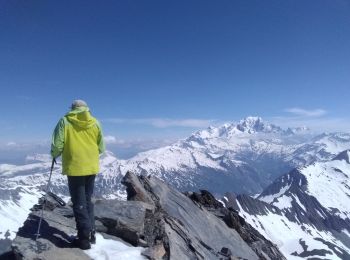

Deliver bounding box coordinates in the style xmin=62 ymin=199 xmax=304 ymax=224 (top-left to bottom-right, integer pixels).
xmin=65 ymin=107 xmax=97 ymax=129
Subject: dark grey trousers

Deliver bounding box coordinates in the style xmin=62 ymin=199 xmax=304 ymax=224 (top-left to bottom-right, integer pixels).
xmin=67 ymin=174 xmax=96 ymax=239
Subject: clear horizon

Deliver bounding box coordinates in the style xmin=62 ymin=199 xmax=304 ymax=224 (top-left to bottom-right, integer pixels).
xmin=0 ymin=115 xmax=348 ymax=164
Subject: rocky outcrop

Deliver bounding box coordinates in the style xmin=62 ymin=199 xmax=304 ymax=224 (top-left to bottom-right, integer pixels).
xmin=3 ymin=172 xmax=286 ymax=259
xmin=6 ymin=194 xmax=91 ymax=260
xmin=140 ymin=173 xmax=259 ymax=260
xmin=94 ymin=199 xmax=155 ymax=246
xmin=0 ymin=234 xmax=12 ymax=260
xmin=121 ymin=172 xmax=155 ymax=207
xmin=187 ymin=190 xmax=286 ymax=260
xmin=235 ymin=194 xmax=282 ymax=216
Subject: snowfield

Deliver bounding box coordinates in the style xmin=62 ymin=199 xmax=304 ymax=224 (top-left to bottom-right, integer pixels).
xmin=1 ymin=117 xmax=350 ymax=259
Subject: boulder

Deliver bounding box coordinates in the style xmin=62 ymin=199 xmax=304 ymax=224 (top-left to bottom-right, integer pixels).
xmin=121 ymin=171 xmax=155 ymax=206
xmin=94 ymin=199 xmax=154 ymax=246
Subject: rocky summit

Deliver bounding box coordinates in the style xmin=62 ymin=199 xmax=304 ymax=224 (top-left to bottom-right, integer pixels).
xmin=1 ymin=172 xmax=285 ymax=260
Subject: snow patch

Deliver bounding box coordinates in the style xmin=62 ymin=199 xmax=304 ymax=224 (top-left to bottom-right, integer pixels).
xmin=84 ymin=233 xmax=146 ymax=260
xmin=342 ymin=229 xmax=350 ymax=238
xmin=236 ymin=201 xmax=349 ymax=260
xmin=273 ymin=195 xmax=293 ymax=209
xmin=259 ymin=184 xmax=291 ymax=204
xmin=0 ymin=187 xmax=40 ymax=239
xmin=302 ymin=160 xmax=350 ymax=219
xmin=293 ymin=195 xmax=306 ymax=212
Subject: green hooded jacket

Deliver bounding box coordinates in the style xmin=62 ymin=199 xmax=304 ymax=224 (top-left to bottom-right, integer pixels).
xmin=51 ymin=107 xmax=105 ymax=176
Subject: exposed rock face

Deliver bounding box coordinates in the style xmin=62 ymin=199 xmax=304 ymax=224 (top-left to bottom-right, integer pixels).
xmin=94 ymin=199 xmax=155 ymax=246
xmin=142 ymin=174 xmax=259 ymax=260
xmin=4 ymin=172 xmax=285 ymax=260
xmin=186 ymin=190 xmax=286 ymax=260
xmin=121 ymin=172 xmax=155 ymax=207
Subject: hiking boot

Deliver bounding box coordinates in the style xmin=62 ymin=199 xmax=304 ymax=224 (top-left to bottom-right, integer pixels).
xmin=73 ymin=229 xmax=91 ymax=250
xmin=90 ymin=230 xmax=96 ymax=244
xmin=72 ymin=237 xmax=91 ymax=250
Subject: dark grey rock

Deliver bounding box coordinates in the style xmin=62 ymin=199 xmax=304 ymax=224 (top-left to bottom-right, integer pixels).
xmin=187 ymin=189 xmax=223 ymax=209
xmin=0 ymin=237 xmax=12 ymax=259
xmin=142 ymin=175 xmax=260 ymax=260
xmin=219 ymin=247 xmax=232 ymax=257
xmin=99 ymin=232 xmax=134 ymax=246
xmin=94 ymin=199 xmax=154 ymax=246
xmin=122 ymin=171 xmax=155 ymax=206
xmin=333 ymin=149 xmax=350 ymax=164
xmin=141 ymin=243 xmax=166 ymax=260
xmin=188 ymin=190 xmax=287 ymax=260
xmin=237 ymin=194 xmax=282 ymax=216
xmin=222 ymin=192 xmax=240 ymax=211
xmin=11 ymin=207 xmax=90 ymax=260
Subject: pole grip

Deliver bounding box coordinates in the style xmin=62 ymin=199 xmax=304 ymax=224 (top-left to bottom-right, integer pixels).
xmin=51 ymin=158 xmax=56 ymax=170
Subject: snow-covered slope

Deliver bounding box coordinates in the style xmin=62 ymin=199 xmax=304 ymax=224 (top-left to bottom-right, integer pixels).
xmin=0 ymin=151 xmax=125 ymax=241
xmin=225 ymin=150 xmax=350 ymax=260
xmin=1 ymin=116 xmax=350 ymax=247
xmin=121 ymin=117 xmax=350 ymax=195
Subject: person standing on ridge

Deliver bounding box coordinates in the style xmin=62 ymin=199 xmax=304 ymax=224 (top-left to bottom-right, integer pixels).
xmin=51 ymin=100 xmax=105 ymax=250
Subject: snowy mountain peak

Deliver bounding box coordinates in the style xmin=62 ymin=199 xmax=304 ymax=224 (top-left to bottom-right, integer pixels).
xmin=189 ymin=123 xmax=235 ymax=140
xmin=189 ymin=117 xmax=284 ymax=141
xmin=285 ymin=126 xmax=310 ymax=135
xmin=332 ymin=150 xmax=350 ymax=163
xmin=236 ymin=116 xmax=282 ymax=134
xmin=100 ymin=150 xmax=117 ymax=159
xmin=100 ymin=150 xmax=118 ymax=166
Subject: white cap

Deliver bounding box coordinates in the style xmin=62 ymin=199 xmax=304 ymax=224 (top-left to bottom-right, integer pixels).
xmin=71 ymin=99 xmax=88 ymax=109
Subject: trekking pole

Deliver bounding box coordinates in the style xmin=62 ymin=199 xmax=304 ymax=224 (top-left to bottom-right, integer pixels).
xmin=35 ymin=158 xmax=56 ymax=240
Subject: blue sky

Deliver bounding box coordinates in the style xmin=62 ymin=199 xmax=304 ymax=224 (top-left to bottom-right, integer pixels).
xmin=1 ymin=0 xmax=350 ymax=158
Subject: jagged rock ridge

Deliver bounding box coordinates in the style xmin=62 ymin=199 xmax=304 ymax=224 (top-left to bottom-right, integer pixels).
xmin=3 ymin=172 xmax=285 ymax=260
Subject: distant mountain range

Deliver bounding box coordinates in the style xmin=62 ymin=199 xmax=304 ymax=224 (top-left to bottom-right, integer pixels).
xmin=1 ymin=116 xmax=350 ymax=259
xmin=120 ymin=117 xmax=350 ymax=194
